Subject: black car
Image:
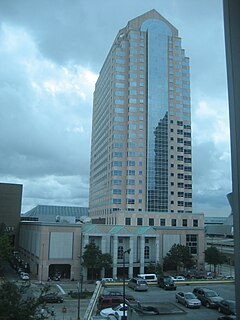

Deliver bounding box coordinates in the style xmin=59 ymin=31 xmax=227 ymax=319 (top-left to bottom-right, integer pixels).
xmin=157 ymin=276 xmax=176 ymax=290
xmin=218 ymin=299 xmax=236 ymax=315
xmin=40 ymin=293 xmax=64 ymax=303
xmin=192 ymin=287 xmax=223 ymax=308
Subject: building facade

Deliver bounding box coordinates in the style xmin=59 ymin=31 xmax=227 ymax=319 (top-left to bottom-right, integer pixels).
xmin=0 ymin=182 xmax=23 ymax=247
xmin=89 ymin=9 xmax=192 ymax=223
xmin=18 ymin=215 xmax=205 ymax=281
xmin=19 ymin=222 xmax=82 ymax=282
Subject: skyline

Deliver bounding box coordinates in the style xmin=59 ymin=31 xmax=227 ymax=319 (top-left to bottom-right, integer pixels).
xmin=0 ymin=0 xmax=231 ymax=216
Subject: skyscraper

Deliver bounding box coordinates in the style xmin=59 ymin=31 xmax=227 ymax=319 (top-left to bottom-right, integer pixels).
xmin=89 ymin=9 xmax=192 ymax=223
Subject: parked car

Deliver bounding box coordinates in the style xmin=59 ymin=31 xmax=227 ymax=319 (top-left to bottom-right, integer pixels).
xmin=175 ymin=291 xmax=201 ymax=308
xmin=128 ymin=278 xmax=148 ymax=291
xmin=96 ymin=277 xmax=114 ymax=285
xmin=157 ymin=276 xmax=176 ymax=290
xmin=137 ymin=273 xmax=157 ymax=282
xmin=192 ymin=287 xmax=223 ymax=308
xmin=97 ymin=295 xmax=124 ymax=311
xmin=217 ymin=316 xmax=236 ymax=320
xmin=218 ymin=300 xmax=236 ymax=315
xmin=40 ymin=293 xmax=64 ymax=303
xmin=100 ymin=303 xmax=127 ymax=318
xmin=222 ymin=276 xmax=234 ymax=280
xmin=172 ymin=275 xmax=186 ymax=281
xmin=103 ymin=290 xmax=136 ymax=302
xmin=20 ymin=272 xmax=30 ymax=280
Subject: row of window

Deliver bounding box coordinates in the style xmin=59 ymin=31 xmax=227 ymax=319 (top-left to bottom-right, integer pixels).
xmin=117 ymin=234 xmax=198 ymax=259
xmin=125 ymin=217 xmax=198 ymax=227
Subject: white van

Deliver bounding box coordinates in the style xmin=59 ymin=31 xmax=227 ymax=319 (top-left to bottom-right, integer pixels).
xmin=137 ymin=273 xmax=157 ymax=282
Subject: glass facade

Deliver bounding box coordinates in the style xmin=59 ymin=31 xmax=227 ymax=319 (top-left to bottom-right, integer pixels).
xmin=89 ymin=10 xmax=192 ymax=220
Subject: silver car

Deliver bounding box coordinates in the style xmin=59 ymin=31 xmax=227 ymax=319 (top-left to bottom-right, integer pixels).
xmin=128 ymin=278 xmax=148 ymax=291
xmin=176 ymin=291 xmax=201 ymax=308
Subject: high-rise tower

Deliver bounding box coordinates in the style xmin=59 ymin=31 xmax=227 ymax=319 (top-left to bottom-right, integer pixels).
xmin=89 ymin=10 xmax=192 ymax=223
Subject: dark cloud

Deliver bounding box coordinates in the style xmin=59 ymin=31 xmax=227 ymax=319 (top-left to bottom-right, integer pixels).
xmin=0 ymin=0 xmax=231 ymax=215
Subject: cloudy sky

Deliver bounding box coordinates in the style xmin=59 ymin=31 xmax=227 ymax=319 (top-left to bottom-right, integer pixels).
xmin=0 ymin=0 xmax=231 ymax=216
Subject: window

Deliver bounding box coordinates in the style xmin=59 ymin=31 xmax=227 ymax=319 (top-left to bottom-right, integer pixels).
xmin=115 ymin=99 xmax=124 ymax=105
xmin=144 ymin=246 xmax=150 ymax=259
xmin=129 ymin=98 xmax=137 ymax=104
xmin=171 ymin=219 xmax=177 ymax=227
xmin=125 ymin=218 xmax=131 ymax=225
xmin=193 ymin=219 xmax=198 ymax=227
xmin=182 ymin=219 xmax=188 ymax=227
xmin=118 ymin=246 xmax=123 ymax=259
xmin=112 ymin=179 xmax=122 ymax=185
xmin=149 ymin=218 xmax=154 ymax=226
xmin=160 ymin=218 xmax=166 ymax=226
xmin=185 ymin=201 xmax=192 ymax=207
xmin=127 ymin=179 xmax=135 ymax=185
xmin=115 ymin=82 xmax=125 ymax=88
xmin=113 ymin=198 xmax=121 ymax=204
xmin=126 ymin=189 xmax=135 ymax=195
xmin=115 ymin=66 xmax=125 ymax=72
xmin=112 ymin=189 xmax=122 ymax=195
xmin=127 ymin=170 xmax=135 ymax=175
xmin=137 ymin=218 xmax=143 ymax=226
xmin=186 ymin=234 xmax=198 ymax=254
xmin=115 ymin=107 xmax=124 ymax=114
xmin=116 ymin=59 xmax=125 ymax=65
xmin=116 ymin=74 xmax=125 ymax=80
xmin=114 ymin=116 xmax=124 ymax=122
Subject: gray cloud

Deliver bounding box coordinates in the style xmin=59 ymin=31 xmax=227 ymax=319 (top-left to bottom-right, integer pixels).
xmin=0 ymin=0 xmax=231 ymax=216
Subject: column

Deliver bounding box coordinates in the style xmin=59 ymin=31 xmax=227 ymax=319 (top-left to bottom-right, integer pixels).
xmin=112 ymin=236 xmax=118 ymax=279
xmin=140 ymin=236 xmax=145 ymax=274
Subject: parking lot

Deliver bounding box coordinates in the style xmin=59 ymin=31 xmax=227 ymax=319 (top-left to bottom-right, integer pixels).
xmin=3 ymin=263 xmax=236 ymax=320
xmin=99 ymin=281 xmax=235 ymax=320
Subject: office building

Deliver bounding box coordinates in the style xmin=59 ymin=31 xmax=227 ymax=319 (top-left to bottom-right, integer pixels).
xmin=89 ymin=9 xmax=192 ymax=223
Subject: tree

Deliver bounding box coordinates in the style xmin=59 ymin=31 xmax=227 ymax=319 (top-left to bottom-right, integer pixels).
xmin=204 ymin=246 xmax=227 ymax=274
xmin=82 ymin=242 xmax=112 ymax=280
xmin=0 ymin=280 xmax=48 ymax=320
xmin=101 ymin=253 xmax=113 ymax=276
xmin=0 ymin=223 xmax=13 ymax=263
xmin=146 ymin=262 xmax=163 ymax=276
xmin=163 ymin=244 xmax=195 ymax=273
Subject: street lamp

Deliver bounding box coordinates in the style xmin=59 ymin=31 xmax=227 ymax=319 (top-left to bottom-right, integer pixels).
xmin=123 ymin=249 xmax=131 ymax=320
xmin=77 ymin=281 xmax=80 ymax=320
xmin=77 ymin=273 xmax=83 ymax=320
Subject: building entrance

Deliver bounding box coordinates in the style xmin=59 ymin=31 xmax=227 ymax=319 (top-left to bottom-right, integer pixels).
xmin=49 ymin=264 xmax=71 ymax=280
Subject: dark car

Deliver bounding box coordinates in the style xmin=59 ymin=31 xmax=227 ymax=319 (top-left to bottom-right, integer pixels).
xmin=192 ymin=287 xmax=223 ymax=308
xmin=97 ymin=292 xmax=136 ymax=311
xmin=218 ymin=300 xmax=236 ymax=315
xmin=217 ymin=316 xmax=236 ymax=320
xmin=158 ymin=276 xmax=176 ymax=290
xmin=103 ymin=290 xmax=136 ymax=302
xmin=40 ymin=293 xmax=64 ymax=303
xmin=97 ymin=295 xmax=124 ymax=311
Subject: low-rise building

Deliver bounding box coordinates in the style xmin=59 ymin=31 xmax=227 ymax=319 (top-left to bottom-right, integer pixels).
xmin=18 ymin=210 xmax=205 ymax=281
